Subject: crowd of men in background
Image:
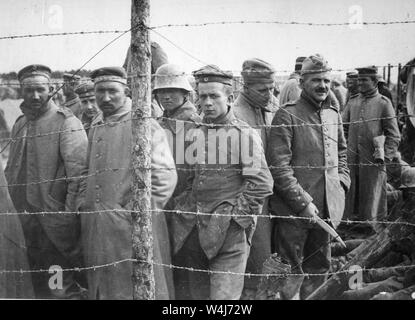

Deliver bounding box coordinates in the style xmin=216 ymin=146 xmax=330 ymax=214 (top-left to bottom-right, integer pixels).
xmin=0 ymin=44 xmax=415 ymax=300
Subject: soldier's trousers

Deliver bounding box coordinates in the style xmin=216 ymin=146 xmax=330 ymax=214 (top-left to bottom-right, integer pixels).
xmin=19 ymin=210 xmax=85 ymax=299
xmin=273 ymin=219 xmax=331 ymax=300
xmin=174 ymin=220 xmax=249 ymax=300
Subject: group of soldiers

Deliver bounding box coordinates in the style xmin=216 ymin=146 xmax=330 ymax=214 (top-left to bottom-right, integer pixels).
xmin=0 ymin=49 xmax=414 ymax=300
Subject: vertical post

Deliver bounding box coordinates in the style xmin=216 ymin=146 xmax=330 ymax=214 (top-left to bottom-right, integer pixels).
xmin=383 ymin=66 xmax=386 ymax=80
xmin=387 ymin=63 xmax=391 ymax=87
xmin=130 ymin=0 xmax=154 ymax=300
xmin=397 ymin=63 xmax=402 ymax=114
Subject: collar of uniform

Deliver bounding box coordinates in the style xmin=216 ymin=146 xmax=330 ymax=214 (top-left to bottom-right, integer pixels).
xmin=64 ymin=96 xmax=80 ymax=108
xmin=203 ymin=106 xmax=235 ymax=125
xmin=163 ymin=100 xmax=197 ymax=121
xmin=300 ymin=90 xmax=331 ymax=111
xmin=102 ymin=98 xmax=132 ymax=124
xmin=19 ymin=99 xmax=56 ymax=120
xmin=361 ymin=87 xmax=378 ymax=99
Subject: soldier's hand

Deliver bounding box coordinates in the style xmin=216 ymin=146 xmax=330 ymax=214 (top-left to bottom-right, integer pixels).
xmin=299 ymin=202 xmax=319 ymax=223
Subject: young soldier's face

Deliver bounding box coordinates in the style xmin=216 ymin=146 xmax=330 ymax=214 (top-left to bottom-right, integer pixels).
xmin=346 ymin=77 xmax=359 ymax=92
xmin=95 ymin=81 xmax=127 ymax=117
xmin=301 ymin=72 xmax=331 ymax=103
xmin=80 ymin=96 xmax=99 ymax=119
xmin=155 ymin=88 xmax=187 ymax=112
xmin=21 ymin=75 xmax=52 ymax=109
xmin=358 ymin=76 xmax=377 ymax=94
xmin=198 ymin=82 xmax=231 ymax=120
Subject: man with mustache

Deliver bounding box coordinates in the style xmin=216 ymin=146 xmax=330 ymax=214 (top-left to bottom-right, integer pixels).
xmin=233 ymin=58 xmax=277 ymax=299
xmin=170 ymin=65 xmax=273 ymax=300
xmin=268 ymin=54 xmax=350 ymax=299
xmin=74 ymin=80 xmax=101 ymax=136
xmin=5 ymin=64 xmax=88 ymax=299
xmin=76 ymin=66 xmax=177 ymax=299
xmin=342 ymin=66 xmax=400 ymax=227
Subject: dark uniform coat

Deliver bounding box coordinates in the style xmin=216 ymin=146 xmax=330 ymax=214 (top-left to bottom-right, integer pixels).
xmin=268 ymin=91 xmax=350 ymax=227
xmin=268 ymin=91 xmax=350 ymax=298
xmin=0 ymin=161 xmax=34 ymax=298
xmin=5 ymin=101 xmax=88 ymax=297
xmin=159 ymin=100 xmax=201 ymax=206
xmin=342 ymin=88 xmax=400 ymax=221
xmin=233 ymin=92 xmax=275 ymax=290
xmin=77 ymin=99 xmax=177 ymax=300
xmin=170 ymin=109 xmax=273 ymax=257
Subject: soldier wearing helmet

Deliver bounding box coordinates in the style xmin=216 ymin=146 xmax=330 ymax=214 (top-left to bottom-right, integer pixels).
xmin=153 ymin=63 xmax=201 ymax=299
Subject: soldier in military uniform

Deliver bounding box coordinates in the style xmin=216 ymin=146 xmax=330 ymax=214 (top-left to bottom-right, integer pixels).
xmin=76 ymin=67 xmax=177 ymax=300
xmin=233 ymin=58 xmax=277 ymax=298
xmin=268 ymin=55 xmax=350 ymax=299
xmin=5 ymin=64 xmax=88 ymax=299
xmin=170 ymin=65 xmax=273 ymax=300
xmin=279 ymin=57 xmax=306 ymax=105
xmin=63 ymin=73 xmax=83 ymax=119
xmin=74 ymin=80 xmax=101 ymax=136
xmin=345 ymin=70 xmax=359 ymax=106
xmin=152 ymin=63 xmax=201 ymax=299
xmin=342 ymin=66 xmax=400 ymax=225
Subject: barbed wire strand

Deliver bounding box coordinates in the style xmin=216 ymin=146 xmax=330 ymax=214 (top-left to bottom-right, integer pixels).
xmin=149 ymin=28 xmax=413 ymax=192
xmin=0 ymin=257 xmax=414 ymax=278
xmin=0 ymin=112 xmax=413 ymax=144
xmin=1 ymin=18 xmax=415 ymax=41
xmin=1 ymin=208 xmax=414 ymax=228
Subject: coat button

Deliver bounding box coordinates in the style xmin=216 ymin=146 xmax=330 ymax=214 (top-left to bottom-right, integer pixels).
xmin=95 ymin=198 xmax=100 ymax=203
xmin=95 ymin=185 xmax=100 ymax=190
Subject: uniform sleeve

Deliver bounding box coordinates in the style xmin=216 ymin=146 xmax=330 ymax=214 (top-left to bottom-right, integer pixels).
xmin=337 ymin=113 xmax=351 ymax=191
xmin=60 ymin=116 xmax=88 ymax=212
xmin=381 ymin=98 xmax=401 ymax=161
xmin=151 ymin=121 xmax=177 ymax=210
xmin=75 ymin=126 xmax=94 ymax=211
xmin=342 ymin=101 xmax=351 ymax=141
xmin=235 ymin=127 xmax=273 ymax=217
xmin=267 ymin=108 xmax=313 ymax=214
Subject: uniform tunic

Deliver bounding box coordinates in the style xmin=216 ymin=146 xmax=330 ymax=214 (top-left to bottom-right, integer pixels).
xmin=171 ymin=109 xmax=273 ymax=299
xmin=5 ymin=101 xmax=88 ymax=298
xmin=233 ymin=91 xmax=275 ymax=291
xmin=342 ymin=88 xmax=400 ymax=221
xmin=268 ymin=91 xmax=350 ymax=298
xmin=77 ymin=99 xmax=177 ymax=300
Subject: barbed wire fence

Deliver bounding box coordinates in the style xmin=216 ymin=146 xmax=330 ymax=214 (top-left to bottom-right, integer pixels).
xmin=0 ymin=12 xmax=414 ymax=300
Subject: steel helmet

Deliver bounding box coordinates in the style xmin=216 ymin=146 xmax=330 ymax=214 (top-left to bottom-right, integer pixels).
xmin=153 ymin=63 xmax=193 ymax=92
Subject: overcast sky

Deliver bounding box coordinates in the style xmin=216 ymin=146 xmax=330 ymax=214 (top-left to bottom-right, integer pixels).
xmin=1 ymin=0 xmax=415 ymax=80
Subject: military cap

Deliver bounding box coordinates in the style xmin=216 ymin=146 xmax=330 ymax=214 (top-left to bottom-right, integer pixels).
xmin=192 ymin=65 xmax=233 ymax=86
xmin=63 ymin=73 xmax=81 ymax=81
xmin=18 ymin=64 xmax=52 ymax=82
xmin=74 ymin=80 xmax=95 ymax=98
xmin=376 ymin=74 xmax=386 ymax=83
xmin=241 ymin=58 xmax=276 ymax=84
xmin=90 ymin=66 xmax=127 ymax=85
xmin=295 ymin=56 xmax=307 ymax=71
xmin=301 ymin=54 xmax=332 ymax=76
xmin=346 ymin=71 xmax=358 ymax=79
xmin=356 ymin=66 xmax=378 ymax=77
